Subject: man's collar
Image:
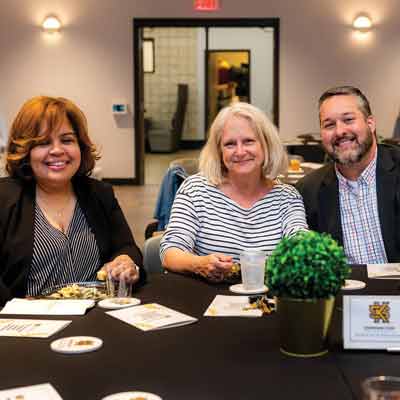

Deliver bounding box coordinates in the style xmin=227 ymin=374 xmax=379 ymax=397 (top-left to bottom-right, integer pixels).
xmin=334 ymin=145 xmax=377 ymax=184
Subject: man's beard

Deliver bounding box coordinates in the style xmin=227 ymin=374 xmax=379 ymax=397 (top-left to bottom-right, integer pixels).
xmin=326 ymin=128 xmax=374 ymax=165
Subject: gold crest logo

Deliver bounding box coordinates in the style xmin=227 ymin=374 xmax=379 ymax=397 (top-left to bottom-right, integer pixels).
xmin=369 ymin=301 xmax=390 ymax=323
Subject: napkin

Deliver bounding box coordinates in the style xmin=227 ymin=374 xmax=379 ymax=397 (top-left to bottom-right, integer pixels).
xmin=367 ymin=263 xmax=400 ymax=279
xmin=204 ymin=295 xmax=262 ymax=317
xmin=0 ymin=298 xmax=95 ymax=315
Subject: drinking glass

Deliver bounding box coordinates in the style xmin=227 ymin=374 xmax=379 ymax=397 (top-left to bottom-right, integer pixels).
xmin=239 ymin=250 xmax=266 ymax=290
xmin=106 ymin=272 xmax=132 ymax=298
xmin=362 ymin=376 xmax=400 ymax=399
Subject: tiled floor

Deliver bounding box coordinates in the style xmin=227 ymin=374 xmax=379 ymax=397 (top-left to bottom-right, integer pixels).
xmin=113 ymin=184 xmax=159 ymax=250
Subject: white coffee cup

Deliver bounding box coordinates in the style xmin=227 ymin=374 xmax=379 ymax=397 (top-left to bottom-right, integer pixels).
xmin=240 ymin=250 xmax=266 ymax=290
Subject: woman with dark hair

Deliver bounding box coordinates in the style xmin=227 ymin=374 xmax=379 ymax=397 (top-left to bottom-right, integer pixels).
xmin=0 ymin=96 xmax=145 ymax=305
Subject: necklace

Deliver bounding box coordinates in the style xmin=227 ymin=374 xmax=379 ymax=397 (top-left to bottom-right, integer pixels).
xmin=36 ymin=190 xmax=74 ymax=221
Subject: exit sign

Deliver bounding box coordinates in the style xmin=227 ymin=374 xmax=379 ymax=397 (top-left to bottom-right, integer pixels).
xmin=194 ymin=0 xmax=220 ymax=11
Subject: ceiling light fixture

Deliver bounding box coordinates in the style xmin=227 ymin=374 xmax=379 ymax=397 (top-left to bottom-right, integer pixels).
xmin=352 ymin=14 xmax=372 ymax=32
xmin=42 ymin=15 xmax=62 ymax=33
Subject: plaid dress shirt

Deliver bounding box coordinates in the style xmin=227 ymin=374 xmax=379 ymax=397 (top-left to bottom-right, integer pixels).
xmin=336 ymin=153 xmax=387 ymax=264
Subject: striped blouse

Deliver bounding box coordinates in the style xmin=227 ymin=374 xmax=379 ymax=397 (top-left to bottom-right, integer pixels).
xmin=160 ymin=174 xmax=308 ymax=263
xmin=26 ymin=202 xmax=101 ymax=296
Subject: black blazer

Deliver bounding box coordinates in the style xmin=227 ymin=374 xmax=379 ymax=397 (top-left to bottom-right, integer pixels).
xmin=296 ymin=144 xmax=400 ymax=262
xmin=0 ymin=176 xmax=145 ymax=305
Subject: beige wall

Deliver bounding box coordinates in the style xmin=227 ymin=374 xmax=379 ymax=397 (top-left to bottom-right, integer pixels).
xmin=0 ymin=0 xmax=399 ymax=179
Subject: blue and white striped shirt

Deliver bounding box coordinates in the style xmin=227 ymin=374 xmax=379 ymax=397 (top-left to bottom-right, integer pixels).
xmin=160 ymin=174 xmax=308 ymax=262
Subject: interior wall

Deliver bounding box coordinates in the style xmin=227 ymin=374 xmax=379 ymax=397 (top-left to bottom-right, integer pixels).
xmin=1 ymin=0 xmax=399 ymax=179
xmin=208 ymin=28 xmax=274 ymax=120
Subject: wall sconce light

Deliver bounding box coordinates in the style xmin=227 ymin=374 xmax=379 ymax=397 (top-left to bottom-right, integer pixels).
xmin=352 ymin=14 xmax=372 ymax=32
xmin=42 ymin=15 xmax=62 ymax=33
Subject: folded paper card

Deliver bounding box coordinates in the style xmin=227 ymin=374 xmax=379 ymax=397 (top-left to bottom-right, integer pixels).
xmin=0 ymin=319 xmax=71 ymax=338
xmin=106 ymin=303 xmax=197 ymax=331
xmin=343 ymin=295 xmax=400 ymax=349
xmin=0 ymin=383 xmax=63 ymax=399
xmin=204 ymin=295 xmax=263 ymax=317
xmin=0 ymin=298 xmax=95 ymax=315
xmin=367 ymin=263 xmax=400 ymax=279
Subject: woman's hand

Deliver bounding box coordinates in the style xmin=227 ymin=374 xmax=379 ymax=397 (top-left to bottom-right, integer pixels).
xmin=101 ymin=254 xmax=140 ymax=284
xmin=193 ymin=253 xmax=233 ymax=283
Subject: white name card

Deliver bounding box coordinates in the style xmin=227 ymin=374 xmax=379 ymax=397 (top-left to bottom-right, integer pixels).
xmin=343 ymin=296 xmax=400 ymax=350
xmin=0 ymin=383 xmax=63 ymax=400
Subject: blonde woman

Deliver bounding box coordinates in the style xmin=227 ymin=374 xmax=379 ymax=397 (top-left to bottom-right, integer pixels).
xmin=161 ymin=102 xmax=308 ymax=282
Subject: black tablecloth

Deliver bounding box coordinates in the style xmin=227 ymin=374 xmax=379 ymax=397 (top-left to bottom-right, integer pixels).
xmin=0 ymin=268 xmax=399 ymax=399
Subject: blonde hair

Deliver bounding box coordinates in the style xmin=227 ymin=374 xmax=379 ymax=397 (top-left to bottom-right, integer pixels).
xmin=6 ymin=96 xmax=100 ymax=180
xmin=199 ymin=102 xmax=288 ymax=185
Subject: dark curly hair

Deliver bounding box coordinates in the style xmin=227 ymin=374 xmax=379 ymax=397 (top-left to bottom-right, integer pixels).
xmin=6 ymin=96 xmax=100 ymax=180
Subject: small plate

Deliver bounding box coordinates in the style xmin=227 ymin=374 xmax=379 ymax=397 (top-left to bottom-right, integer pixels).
xmin=341 ymin=279 xmax=366 ymax=290
xmin=50 ymin=336 xmax=103 ymax=354
xmin=288 ymin=173 xmax=305 ymax=179
xmin=287 ymin=168 xmax=304 ymax=174
xmin=229 ymin=284 xmax=268 ymax=295
xmin=98 ymin=298 xmax=141 ymax=309
xmin=102 ymin=392 xmax=162 ymax=400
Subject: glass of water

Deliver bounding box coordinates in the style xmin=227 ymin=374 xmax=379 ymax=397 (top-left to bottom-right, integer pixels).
xmin=239 ymin=250 xmax=266 ymax=290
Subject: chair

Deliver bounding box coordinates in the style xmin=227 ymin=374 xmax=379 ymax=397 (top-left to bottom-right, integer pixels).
xmin=148 ymin=84 xmax=189 ymax=153
xmin=169 ymin=158 xmax=199 ymax=176
xmin=143 ymin=235 xmax=163 ymax=274
xmin=148 ymin=157 xmax=199 ymax=236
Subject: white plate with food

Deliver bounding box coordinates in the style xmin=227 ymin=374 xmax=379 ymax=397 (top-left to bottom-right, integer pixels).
xmin=102 ymin=391 xmax=162 ymax=400
xmin=41 ymin=282 xmax=107 ymax=300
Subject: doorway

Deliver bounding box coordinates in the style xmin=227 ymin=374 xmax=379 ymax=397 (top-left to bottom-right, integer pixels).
xmin=133 ymin=19 xmax=280 ymax=185
xmin=207 ymin=49 xmax=250 ymax=128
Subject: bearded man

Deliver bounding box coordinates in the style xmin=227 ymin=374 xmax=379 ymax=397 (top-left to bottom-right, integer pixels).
xmin=297 ymin=86 xmax=400 ymax=264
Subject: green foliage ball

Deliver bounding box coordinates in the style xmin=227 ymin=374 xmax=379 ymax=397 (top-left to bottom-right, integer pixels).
xmin=266 ymin=230 xmax=350 ymax=299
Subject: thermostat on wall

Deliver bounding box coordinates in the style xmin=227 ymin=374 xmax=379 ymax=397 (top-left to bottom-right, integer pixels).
xmin=112 ymin=101 xmax=128 ymax=115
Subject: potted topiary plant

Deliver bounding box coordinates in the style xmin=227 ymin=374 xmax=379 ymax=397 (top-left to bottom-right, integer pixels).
xmin=266 ymin=230 xmax=350 ymax=357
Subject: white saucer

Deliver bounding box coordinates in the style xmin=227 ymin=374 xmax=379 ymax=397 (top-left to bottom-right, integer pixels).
xmin=229 ymin=284 xmax=268 ymax=295
xmin=98 ymin=297 xmax=141 ymax=309
xmin=341 ymin=279 xmax=366 ymax=290
xmin=287 ymin=168 xmax=304 ymax=174
xmin=102 ymin=392 xmax=162 ymax=400
xmin=50 ymin=336 xmax=103 ymax=354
